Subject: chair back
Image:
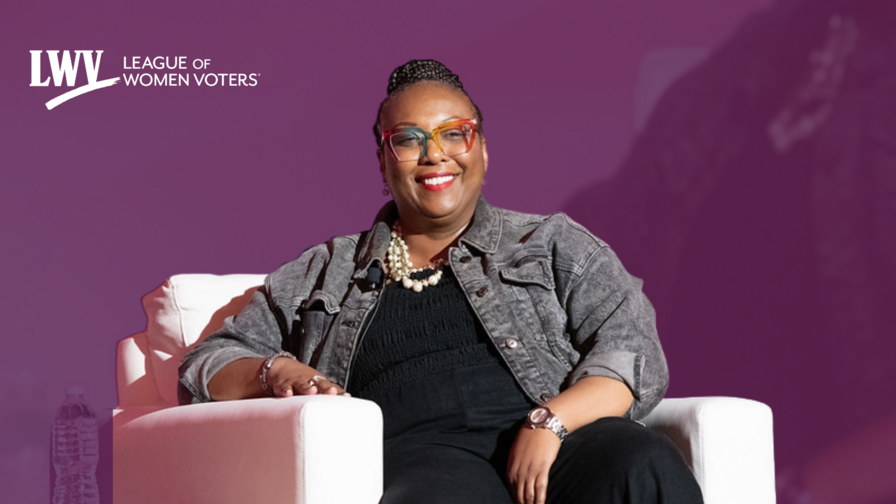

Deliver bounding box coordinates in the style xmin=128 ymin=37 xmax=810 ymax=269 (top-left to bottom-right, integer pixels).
xmin=116 ymin=274 xmax=266 ymax=407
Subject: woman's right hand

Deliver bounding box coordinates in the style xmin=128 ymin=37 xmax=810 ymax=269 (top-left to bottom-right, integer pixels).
xmin=266 ymin=357 xmax=349 ymax=397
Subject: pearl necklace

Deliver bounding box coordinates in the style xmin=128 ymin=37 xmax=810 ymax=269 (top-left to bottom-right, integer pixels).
xmin=386 ymin=221 xmax=444 ymax=292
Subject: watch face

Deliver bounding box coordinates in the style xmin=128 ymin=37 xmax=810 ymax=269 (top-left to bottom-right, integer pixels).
xmin=528 ymin=407 xmax=549 ymax=424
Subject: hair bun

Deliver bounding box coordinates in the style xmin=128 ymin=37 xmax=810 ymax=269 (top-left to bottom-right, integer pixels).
xmin=387 ymin=60 xmax=464 ymax=95
xmin=373 ymin=59 xmax=483 ymax=144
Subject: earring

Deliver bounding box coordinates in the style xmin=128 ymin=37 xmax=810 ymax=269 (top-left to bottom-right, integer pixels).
xmin=383 ymin=183 xmax=391 ymax=196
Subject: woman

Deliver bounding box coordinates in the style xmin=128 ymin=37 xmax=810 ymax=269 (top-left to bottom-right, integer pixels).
xmin=179 ymin=60 xmax=702 ymax=504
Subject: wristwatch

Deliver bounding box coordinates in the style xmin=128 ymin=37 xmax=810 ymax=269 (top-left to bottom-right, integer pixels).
xmin=525 ymin=406 xmax=569 ymax=442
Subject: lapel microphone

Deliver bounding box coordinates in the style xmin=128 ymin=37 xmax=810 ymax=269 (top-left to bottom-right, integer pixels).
xmin=367 ymin=264 xmax=384 ymax=290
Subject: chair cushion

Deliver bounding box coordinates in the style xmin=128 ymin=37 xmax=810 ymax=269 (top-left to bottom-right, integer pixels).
xmin=142 ymin=274 xmax=266 ymax=406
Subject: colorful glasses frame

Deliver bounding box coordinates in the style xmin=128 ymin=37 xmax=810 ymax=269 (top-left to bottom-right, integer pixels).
xmin=381 ymin=118 xmax=478 ymax=162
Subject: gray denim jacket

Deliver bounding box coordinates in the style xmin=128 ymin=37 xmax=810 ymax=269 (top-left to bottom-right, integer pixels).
xmin=179 ymin=196 xmax=668 ymax=420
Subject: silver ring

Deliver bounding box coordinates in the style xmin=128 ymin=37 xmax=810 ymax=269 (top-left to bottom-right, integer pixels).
xmin=308 ymin=375 xmax=327 ymax=387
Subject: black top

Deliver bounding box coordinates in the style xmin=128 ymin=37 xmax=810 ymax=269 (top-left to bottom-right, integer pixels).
xmin=347 ymin=265 xmax=505 ymax=398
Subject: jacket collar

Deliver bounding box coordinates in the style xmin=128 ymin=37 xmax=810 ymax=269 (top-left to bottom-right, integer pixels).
xmin=353 ymin=195 xmax=501 ymax=279
xmin=459 ymin=195 xmax=502 ymax=254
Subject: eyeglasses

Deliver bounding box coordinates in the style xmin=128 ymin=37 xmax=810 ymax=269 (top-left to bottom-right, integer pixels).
xmin=381 ymin=118 xmax=478 ymax=162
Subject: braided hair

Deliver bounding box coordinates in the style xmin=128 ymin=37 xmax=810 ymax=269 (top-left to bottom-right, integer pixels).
xmin=373 ymin=59 xmax=484 ymax=145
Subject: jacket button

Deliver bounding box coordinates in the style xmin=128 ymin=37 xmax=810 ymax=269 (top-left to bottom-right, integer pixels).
xmin=504 ymin=338 xmax=519 ymax=349
xmin=476 ymin=286 xmax=489 ymax=297
xmin=459 ymin=256 xmax=472 ymax=263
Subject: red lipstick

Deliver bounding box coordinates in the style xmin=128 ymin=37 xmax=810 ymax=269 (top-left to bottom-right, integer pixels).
xmin=416 ymin=172 xmax=457 ymax=191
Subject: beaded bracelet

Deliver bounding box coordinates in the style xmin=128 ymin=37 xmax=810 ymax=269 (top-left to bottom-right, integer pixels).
xmin=259 ymin=351 xmax=298 ymax=396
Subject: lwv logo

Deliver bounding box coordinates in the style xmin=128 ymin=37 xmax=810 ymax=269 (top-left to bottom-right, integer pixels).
xmin=30 ymin=50 xmax=120 ymax=110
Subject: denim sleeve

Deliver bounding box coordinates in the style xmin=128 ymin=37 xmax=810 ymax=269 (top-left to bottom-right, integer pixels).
xmin=564 ymin=245 xmax=669 ymax=421
xmin=177 ymin=275 xmax=289 ymax=405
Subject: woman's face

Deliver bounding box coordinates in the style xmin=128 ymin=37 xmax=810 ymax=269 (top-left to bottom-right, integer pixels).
xmin=378 ymin=82 xmax=487 ymax=229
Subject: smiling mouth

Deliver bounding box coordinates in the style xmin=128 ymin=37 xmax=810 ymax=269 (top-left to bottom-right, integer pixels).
xmin=418 ymin=174 xmax=457 ymax=186
xmin=415 ymin=173 xmax=459 ymax=191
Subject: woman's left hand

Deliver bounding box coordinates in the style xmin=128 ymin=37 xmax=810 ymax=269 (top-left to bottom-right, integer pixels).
xmin=506 ymin=426 xmax=562 ymax=504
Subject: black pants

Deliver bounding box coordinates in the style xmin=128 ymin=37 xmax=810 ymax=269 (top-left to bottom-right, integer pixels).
xmin=363 ymin=361 xmax=704 ymax=504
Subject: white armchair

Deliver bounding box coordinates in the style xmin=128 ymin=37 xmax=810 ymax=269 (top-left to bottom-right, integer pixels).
xmin=113 ymin=274 xmax=776 ymax=504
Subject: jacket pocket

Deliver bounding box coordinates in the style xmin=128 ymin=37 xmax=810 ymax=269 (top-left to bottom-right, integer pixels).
xmin=302 ymin=289 xmax=341 ymax=314
xmin=499 ymin=258 xmax=555 ymax=291
xmin=296 ymin=290 xmax=341 ymax=364
xmin=499 ymin=258 xmax=573 ymax=368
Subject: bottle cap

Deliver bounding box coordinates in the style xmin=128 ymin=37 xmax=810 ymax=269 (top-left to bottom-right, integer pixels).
xmin=66 ymin=386 xmax=85 ymax=395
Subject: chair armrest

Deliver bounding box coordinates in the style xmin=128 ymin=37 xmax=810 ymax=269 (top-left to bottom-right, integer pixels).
xmin=113 ymin=395 xmax=383 ymax=504
xmin=641 ymin=397 xmax=776 ymax=504
xmin=116 ymin=332 xmax=164 ymax=408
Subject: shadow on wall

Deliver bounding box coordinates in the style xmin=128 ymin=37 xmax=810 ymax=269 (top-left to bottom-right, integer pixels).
xmin=563 ymin=1 xmax=896 ymax=503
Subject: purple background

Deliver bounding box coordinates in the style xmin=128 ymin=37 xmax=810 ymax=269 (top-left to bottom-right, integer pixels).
xmin=6 ymin=0 xmax=888 ymax=502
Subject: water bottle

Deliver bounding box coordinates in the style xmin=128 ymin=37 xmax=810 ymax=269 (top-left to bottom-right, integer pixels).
xmin=52 ymin=386 xmax=99 ymax=504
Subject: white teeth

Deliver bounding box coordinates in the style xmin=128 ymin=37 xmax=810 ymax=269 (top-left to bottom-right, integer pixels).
xmin=422 ymin=175 xmax=454 ymax=186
